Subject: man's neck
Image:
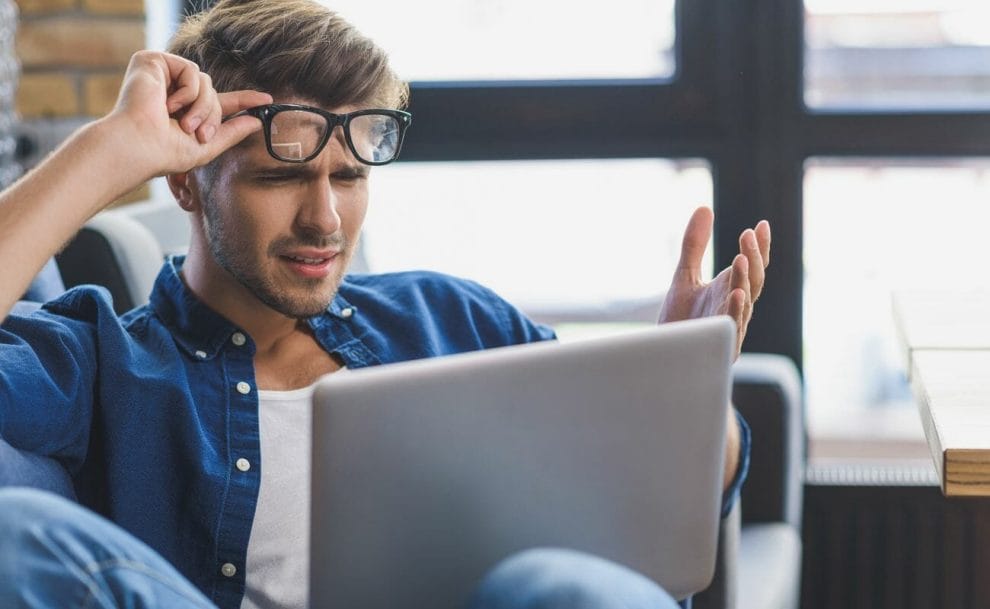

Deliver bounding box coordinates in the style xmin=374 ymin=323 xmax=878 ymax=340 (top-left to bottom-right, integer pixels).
xmin=179 ymin=250 xmax=304 ymax=355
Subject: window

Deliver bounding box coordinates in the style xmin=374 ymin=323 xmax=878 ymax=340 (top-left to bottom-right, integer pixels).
xmin=806 ymin=1 xmax=990 ymax=109
xmin=318 ymin=0 xmax=677 ymax=81
xmin=364 ymin=159 xmax=712 ymax=308
xmin=803 ymin=159 xmax=990 ymax=440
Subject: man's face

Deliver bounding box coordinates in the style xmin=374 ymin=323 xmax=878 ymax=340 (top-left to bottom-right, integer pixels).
xmin=196 ymin=100 xmax=370 ymax=319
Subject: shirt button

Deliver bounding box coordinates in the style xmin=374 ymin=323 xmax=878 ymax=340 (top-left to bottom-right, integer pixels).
xmin=236 ymin=382 xmax=251 ymax=395
xmin=340 ymin=307 xmax=354 ymax=319
xmin=221 ymin=562 xmax=237 ymax=578
xmin=231 ymin=332 xmax=246 ymax=346
xmin=236 ymin=458 xmax=251 ymax=472
xmin=195 ymin=350 xmax=207 ymax=359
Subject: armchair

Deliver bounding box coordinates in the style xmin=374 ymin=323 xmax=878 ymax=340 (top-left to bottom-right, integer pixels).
xmin=694 ymin=353 xmax=805 ymax=609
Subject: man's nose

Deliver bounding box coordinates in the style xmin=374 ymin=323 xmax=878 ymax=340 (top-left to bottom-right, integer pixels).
xmin=297 ymin=178 xmax=342 ymax=236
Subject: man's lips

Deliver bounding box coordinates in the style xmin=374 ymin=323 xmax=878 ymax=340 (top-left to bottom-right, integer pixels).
xmin=279 ymin=249 xmax=340 ymax=263
xmin=278 ymin=250 xmax=341 ymax=278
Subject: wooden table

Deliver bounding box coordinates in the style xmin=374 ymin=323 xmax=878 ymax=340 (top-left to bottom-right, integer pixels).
xmin=893 ymin=289 xmax=990 ymax=375
xmin=893 ymin=290 xmax=990 ymax=496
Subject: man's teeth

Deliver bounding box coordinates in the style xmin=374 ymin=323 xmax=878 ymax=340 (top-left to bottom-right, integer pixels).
xmin=288 ymin=255 xmax=325 ymax=264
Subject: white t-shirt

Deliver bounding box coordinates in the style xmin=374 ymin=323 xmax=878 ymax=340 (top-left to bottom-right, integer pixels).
xmin=240 ymin=375 xmax=332 ymax=609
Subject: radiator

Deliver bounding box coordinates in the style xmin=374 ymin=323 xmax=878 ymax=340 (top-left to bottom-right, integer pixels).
xmin=801 ymin=460 xmax=990 ymax=609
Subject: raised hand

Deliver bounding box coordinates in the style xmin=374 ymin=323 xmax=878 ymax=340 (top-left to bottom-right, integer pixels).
xmin=106 ymin=51 xmax=272 ymax=179
xmin=657 ymin=207 xmax=771 ymax=358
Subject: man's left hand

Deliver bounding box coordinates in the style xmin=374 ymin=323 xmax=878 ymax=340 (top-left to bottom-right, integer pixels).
xmin=658 ymin=206 xmax=771 ymax=359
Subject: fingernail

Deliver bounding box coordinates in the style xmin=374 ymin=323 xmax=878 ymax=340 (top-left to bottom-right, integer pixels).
xmin=187 ymin=116 xmax=202 ymax=133
xmin=201 ymin=124 xmax=216 ymax=141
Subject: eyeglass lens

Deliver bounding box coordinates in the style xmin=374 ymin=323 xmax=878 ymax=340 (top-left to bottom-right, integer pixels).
xmin=269 ymin=110 xmax=401 ymax=163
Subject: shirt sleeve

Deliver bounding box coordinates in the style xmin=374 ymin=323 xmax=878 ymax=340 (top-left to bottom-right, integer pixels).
xmin=720 ymin=408 xmax=751 ymax=519
xmin=0 ymin=290 xmax=105 ymax=471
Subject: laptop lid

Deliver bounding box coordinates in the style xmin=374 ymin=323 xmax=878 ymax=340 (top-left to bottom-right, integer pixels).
xmin=310 ymin=315 xmax=735 ymax=608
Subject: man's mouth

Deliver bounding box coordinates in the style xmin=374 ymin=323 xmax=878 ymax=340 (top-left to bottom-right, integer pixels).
xmin=279 ymin=251 xmax=341 ymax=278
xmin=284 ymin=255 xmax=330 ymax=265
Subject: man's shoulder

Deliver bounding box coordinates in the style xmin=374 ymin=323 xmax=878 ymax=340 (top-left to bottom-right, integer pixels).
xmin=336 ymin=270 xmax=555 ymax=349
xmin=338 ymin=270 xmax=512 ymax=319
xmin=341 ymin=269 xmax=494 ymax=299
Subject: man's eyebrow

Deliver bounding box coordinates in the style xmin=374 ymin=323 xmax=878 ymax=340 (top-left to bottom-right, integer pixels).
xmin=335 ymin=164 xmax=371 ymax=178
xmin=251 ymin=165 xmax=309 ymax=177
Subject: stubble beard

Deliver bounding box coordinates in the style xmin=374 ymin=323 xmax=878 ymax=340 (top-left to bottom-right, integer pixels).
xmin=203 ymin=203 xmax=349 ymax=320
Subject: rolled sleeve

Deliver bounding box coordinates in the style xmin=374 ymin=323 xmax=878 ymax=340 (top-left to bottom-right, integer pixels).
xmin=720 ymin=409 xmax=751 ymax=519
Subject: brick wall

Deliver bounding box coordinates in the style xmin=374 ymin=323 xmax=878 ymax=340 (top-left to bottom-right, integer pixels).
xmin=14 ymin=0 xmax=149 ymax=203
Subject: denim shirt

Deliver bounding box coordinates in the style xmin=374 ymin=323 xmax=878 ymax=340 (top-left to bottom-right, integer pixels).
xmin=0 ymin=256 xmax=749 ymax=609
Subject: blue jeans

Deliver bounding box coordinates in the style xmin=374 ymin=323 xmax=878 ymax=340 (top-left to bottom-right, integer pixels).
xmin=0 ymin=488 xmax=680 ymax=609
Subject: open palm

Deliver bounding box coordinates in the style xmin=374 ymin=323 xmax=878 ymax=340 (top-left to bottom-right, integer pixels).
xmin=658 ymin=207 xmax=771 ymax=358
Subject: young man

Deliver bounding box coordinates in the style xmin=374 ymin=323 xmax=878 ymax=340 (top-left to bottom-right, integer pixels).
xmin=0 ymin=1 xmax=771 ymax=608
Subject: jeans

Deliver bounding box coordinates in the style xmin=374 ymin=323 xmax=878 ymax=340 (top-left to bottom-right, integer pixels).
xmin=0 ymin=488 xmax=680 ymax=609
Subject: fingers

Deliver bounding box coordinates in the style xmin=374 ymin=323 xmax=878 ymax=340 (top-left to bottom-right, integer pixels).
xmin=157 ymin=55 xmax=272 ymax=143
xmin=219 ymin=90 xmax=273 ymax=117
xmin=172 ymin=73 xmax=272 ymax=147
xmin=676 ymin=206 xmax=714 ymax=280
xmin=159 ymin=54 xmax=204 ymax=115
xmin=727 ymin=256 xmax=750 ymax=357
xmin=201 ymin=90 xmax=272 ymax=153
xmin=725 ymin=286 xmax=748 ymax=357
xmin=179 ymin=73 xmax=217 ymax=139
xmin=755 ymin=219 xmax=771 ymax=267
xmin=729 ymin=253 xmax=752 ymax=313
xmin=739 ymin=228 xmax=765 ymax=302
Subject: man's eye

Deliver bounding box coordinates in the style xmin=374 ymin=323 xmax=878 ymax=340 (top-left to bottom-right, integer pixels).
xmin=334 ymin=172 xmax=367 ymax=182
xmin=256 ymin=174 xmax=296 ymax=183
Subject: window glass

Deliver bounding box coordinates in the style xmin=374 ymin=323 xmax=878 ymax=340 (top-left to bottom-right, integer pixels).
xmin=803 ymin=159 xmax=990 ymax=442
xmin=318 ymin=0 xmax=676 ymax=81
xmin=362 ymin=159 xmax=712 ymax=315
xmin=805 ymin=1 xmax=990 ymax=109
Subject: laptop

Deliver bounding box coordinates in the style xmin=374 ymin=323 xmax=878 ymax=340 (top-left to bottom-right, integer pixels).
xmin=310 ymin=315 xmax=736 ymax=609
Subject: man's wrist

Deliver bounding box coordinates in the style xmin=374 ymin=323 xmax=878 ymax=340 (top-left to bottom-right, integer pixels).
xmin=77 ymin=116 xmax=159 ymax=204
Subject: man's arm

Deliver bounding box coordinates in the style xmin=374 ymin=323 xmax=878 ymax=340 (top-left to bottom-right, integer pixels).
xmin=0 ymin=51 xmax=271 ymax=320
xmin=657 ymin=206 xmax=771 ymax=490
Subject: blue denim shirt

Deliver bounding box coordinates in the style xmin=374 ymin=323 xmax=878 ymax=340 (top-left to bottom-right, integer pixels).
xmin=0 ymin=256 xmax=748 ymax=609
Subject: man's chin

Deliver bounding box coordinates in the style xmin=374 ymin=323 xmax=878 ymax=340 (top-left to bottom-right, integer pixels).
xmin=271 ymin=292 xmax=338 ymax=319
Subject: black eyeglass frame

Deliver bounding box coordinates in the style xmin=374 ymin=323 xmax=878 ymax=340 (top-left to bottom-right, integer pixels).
xmin=225 ymin=104 xmax=412 ymax=166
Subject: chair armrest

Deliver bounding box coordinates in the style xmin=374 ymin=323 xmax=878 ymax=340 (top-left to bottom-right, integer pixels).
xmin=56 ymin=211 xmax=164 ymax=315
xmin=693 ymin=501 xmax=740 ymax=609
xmin=0 ymin=435 xmax=75 ymax=500
xmin=732 ymin=353 xmax=804 ymax=528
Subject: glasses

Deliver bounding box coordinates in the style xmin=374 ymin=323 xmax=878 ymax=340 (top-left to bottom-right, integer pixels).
xmin=225 ymin=104 xmax=412 ymax=166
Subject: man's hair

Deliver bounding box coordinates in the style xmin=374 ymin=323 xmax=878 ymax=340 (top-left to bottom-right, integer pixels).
xmin=168 ymin=0 xmax=408 ymax=109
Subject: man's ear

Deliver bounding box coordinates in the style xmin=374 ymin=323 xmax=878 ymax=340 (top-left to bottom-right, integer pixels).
xmin=167 ymin=171 xmax=201 ymax=213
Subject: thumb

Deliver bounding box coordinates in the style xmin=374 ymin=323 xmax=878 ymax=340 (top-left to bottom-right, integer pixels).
xmin=203 ymin=114 xmax=264 ymax=158
xmin=218 ymin=89 xmax=272 ymax=117
xmin=201 ymin=89 xmax=272 ymax=158
xmin=676 ymin=206 xmax=713 ymax=276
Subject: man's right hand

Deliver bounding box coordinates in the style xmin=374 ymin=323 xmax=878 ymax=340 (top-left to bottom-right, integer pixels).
xmin=0 ymin=51 xmax=271 ymax=321
xmin=105 ymin=51 xmax=272 ymax=179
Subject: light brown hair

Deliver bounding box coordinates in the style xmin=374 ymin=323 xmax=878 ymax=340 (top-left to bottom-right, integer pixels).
xmin=168 ymin=0 xmax=408 ymax=109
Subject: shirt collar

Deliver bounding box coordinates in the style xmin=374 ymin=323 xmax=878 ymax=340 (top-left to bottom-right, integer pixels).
xmin=149 ymin=256 xmax=356 ymax=360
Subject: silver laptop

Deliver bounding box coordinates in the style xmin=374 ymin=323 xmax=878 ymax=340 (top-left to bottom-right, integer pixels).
xmin=310 ymin=315 xmax=736 ymax=609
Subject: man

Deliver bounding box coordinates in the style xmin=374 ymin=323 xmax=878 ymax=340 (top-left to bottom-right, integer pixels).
xmin=0 ymin=1 xmax=771 ymax=608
